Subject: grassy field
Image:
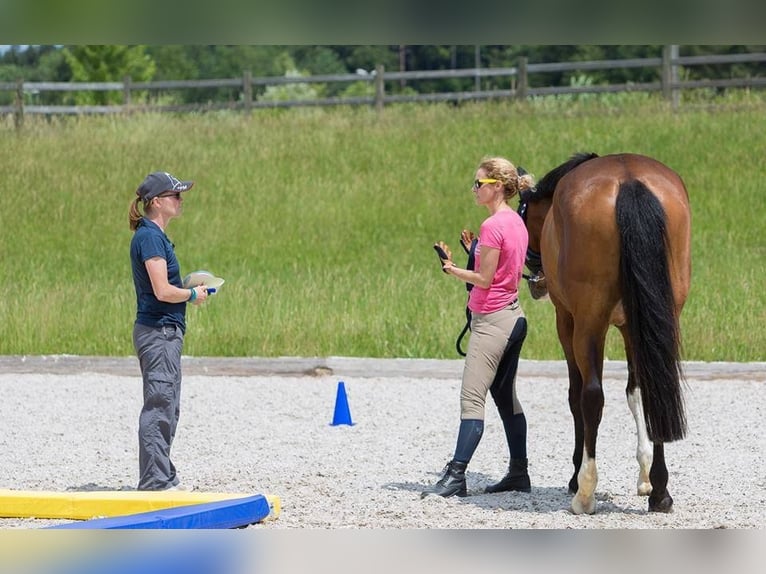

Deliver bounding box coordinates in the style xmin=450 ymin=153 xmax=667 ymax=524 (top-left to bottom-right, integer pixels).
xmin=1 ymin=94 xmax=764 ymax=361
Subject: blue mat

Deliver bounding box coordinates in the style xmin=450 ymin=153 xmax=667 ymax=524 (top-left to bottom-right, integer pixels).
xmin=48 ymin=494 xmax=271 ymax=529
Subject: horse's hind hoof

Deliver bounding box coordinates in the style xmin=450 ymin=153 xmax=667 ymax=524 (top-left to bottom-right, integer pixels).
xmin=571 ymin=494 xmax=597 ymax=515
xmin=636 ymin=480 xmax=652 ymax=497
xmin=648 ymin=492 xmax=674 ymax=513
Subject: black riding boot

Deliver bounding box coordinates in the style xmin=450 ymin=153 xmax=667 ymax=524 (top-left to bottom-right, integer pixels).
xmin=484 ymin=458 xmax=531 ymax=493
xmin=421 ymin=460 xmax=468 ymax=499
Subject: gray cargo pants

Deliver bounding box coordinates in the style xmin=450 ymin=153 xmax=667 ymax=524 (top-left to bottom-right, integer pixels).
xmin=133 ymin=322 xmax=184 ymax=491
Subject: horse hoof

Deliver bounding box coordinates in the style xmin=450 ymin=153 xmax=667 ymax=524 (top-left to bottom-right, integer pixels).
xmin=637 ymin=481 xmax=652 ymax=496
xmin=648 ymin=493 xmax=674 ymax=513
xmin=571 ymin=495 xmax=597 ymax=515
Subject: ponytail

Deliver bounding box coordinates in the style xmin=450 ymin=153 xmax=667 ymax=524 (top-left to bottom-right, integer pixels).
xmin=129 ymin=197 xmax=143 ymax=231
xmin=517 ymin=173 xmax=535 ymax=194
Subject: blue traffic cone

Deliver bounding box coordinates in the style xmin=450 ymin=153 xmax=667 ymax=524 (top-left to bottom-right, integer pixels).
xmin=330 ymin=381 xmax=354 ymax=426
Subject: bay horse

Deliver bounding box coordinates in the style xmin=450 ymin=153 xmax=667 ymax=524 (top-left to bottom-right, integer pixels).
xmin=518 ymin=153 xmax=691 ymax=514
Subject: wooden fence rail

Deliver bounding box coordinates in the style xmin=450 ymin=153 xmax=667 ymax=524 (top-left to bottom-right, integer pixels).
xmin=2 ymin=48 xmax=765 ymax=125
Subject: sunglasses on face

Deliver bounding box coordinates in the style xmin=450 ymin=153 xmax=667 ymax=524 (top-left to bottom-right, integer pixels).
xmin=473 ymin=178 xmax=499 ymax=190
xmin=157 ymin=192 xmax=181 ymax=200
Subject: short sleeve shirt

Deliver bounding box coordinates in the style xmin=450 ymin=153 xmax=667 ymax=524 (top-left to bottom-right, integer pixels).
xmin=130 ymin=218 xmax=186 ymax=332
xmin=468 ymin=209 xmax=529 ymax=314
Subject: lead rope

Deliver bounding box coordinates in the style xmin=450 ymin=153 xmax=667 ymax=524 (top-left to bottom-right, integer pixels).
xmin=455 ymin=237 xmax=478 ymax=356
xmin=456 ymin=306 xmax=472 ymax=356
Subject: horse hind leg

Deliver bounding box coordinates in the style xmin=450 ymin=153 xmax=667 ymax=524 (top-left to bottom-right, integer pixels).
xmin=557 ymin=310 xmax=584 ymax=496
xmin=570 ymin=313 xmax=609 ymax=514
xmin=569 ymin=327 xmax=606 ymax=515
xmin=571 ymin=452 xmax=598 ymax=515
xmin=623 ymin=346 xmax=676 ymax=513
xmin=570 ymin=376 xmax=603 ymax=515
xmin=558 ymin=307 xmax=602 ymax=515
xmin=620 ymin=326 xmax=652 ymax=496
xmin=566 ymin=359 xmax=584 ymax=496
xmin=648 ymin=443 xmax=674 ymax=512
xmin=627 ymin=385 xmax=653 ymax=496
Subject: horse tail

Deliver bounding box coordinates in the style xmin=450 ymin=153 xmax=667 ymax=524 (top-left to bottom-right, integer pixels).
xmin=616 ymin=180 xmax=687 ymax=443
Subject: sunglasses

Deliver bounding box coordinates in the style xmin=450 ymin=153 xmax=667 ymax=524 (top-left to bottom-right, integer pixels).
xmin=473 ymin=178 xmax=499 ymax=190
xmin=157 ymin=192 xmax=182 ymax=200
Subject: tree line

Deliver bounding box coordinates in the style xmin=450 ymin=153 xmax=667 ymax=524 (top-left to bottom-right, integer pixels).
xmin=1 ymin=45 xmax=763 ymax=106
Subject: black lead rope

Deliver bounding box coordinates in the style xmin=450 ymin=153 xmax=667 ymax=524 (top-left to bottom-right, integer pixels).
xmin=455 ymin=237 xmax=478 ymax=356
xmin=456 ymin=306 xmax=471 ymax=356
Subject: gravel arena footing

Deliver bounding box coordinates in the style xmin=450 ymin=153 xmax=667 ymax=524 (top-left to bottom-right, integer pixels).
xmin=0 ymin=356 xmax=764 ymax=530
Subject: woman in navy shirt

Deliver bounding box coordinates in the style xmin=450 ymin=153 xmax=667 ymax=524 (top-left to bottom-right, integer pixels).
xmin=128 ymin=171 xmax=208 ymax=491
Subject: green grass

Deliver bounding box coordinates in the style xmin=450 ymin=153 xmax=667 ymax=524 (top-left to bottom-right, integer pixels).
xmin=1 ymin=94 xmax=764 ymax=361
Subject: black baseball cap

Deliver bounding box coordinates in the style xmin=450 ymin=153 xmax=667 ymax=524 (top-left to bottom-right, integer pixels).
xmin=136 ymin=171 xmax=194 ymax=201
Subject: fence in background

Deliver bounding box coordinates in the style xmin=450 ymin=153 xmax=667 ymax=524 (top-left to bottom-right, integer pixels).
xmin=2 ymin=47 xmax=765 ymax=128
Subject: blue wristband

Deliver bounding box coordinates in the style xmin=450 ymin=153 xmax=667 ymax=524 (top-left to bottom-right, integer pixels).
xmin=189 ymin=288 xmax=197 ymax=302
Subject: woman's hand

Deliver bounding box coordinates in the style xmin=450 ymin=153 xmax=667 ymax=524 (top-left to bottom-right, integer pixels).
xmin=460 ymin=229 xmax=476 ymax=254
xmin=189 ymin=285 xmax=209 ymax=305
xmin=434 ymin=241 xmax=456 ymax=272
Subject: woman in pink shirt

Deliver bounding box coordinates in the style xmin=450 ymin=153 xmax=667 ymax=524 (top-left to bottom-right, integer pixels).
xmin=422 ymin=156 xmax=534 ymax=499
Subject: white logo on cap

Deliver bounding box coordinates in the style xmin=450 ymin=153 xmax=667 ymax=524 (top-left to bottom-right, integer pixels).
xmin=164 ymin=172 xmax=189 ymax=191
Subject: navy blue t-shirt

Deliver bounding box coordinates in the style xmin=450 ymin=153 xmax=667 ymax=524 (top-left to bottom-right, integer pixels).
xmin=130 ymin=218 xmax=186 ymax=332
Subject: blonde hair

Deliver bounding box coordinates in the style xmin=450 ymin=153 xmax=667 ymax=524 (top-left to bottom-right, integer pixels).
xmin=478 ymin=156 xmax=535 ymax=202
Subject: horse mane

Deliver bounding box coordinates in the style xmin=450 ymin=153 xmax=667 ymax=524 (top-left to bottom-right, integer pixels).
xmin=532 ymin=152 xmax=599 ymax=201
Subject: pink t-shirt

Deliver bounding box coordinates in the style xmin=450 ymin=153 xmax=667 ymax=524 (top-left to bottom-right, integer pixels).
xmin=468 ymin=209 xmax=529 ymax=314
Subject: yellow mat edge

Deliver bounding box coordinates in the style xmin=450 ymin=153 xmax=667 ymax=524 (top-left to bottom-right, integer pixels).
xmin=0 ymin=489 xmax=281 ymax=521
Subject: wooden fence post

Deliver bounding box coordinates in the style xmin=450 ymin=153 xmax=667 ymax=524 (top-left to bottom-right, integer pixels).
xmin=475 ymin=45 xmax=481 ymax=92
xmin=374 ymin=64 xmax=385 ymax=112
xmin=14 ymin=78 xmax=24 ymax=131
xmin=123 ymin=75 xmax=132 ymax=113
xmin=661 ymin=45 xmax=671 ymax=102
xmin=669 ymin=44 xmax=680 ymax=110
xmin=662 ymin=44 xmax=680 ymax=109
xmin=517 ymin=57 xmax=528 ymax=100
xmin=243 ymin=70 xmax=253 ymax=113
